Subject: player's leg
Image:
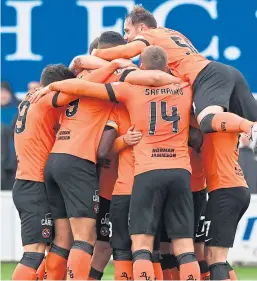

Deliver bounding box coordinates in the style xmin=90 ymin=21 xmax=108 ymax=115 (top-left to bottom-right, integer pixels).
xmin=193 ymin=62 xmax=257 ymax=151
xmin=165 ymin=169 xmax=200 ymax=280
xmin=204 ymin=187 xmax=251 ymax=280
xmin=110 ymin=195 xmax=133 ymax=280
xmin=89 ymin=196 xmax=112 ymax=280
xmin=44 ymin=155 xmax=72 ymax=280
xmin=12 ymin=180 xmax=51 ymax=280
xmin=129 ymin=170 xmax=166 ymax=280
xmin=54 ymin=154 xmax=99 ymax=280
xmin=193 ymin=189 xmax=210 ymax=280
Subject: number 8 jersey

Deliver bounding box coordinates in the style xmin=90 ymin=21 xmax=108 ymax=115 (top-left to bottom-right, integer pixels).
xmin=106 ymin=81 xmax=193 ymax=176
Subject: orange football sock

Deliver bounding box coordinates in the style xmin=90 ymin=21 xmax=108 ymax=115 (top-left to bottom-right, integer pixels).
xmin=114 ymin=260 xmax=133 ymax=280
xmin=211 ymin=113 xmax=254 ymax=135
xmin=170 ymin=267 xmax=180 ymax=280
xmin=180 ymin=261 xmax=200 ymax=280
xmin=162 ymin=269 xmax=172 ymax=280
xmin=153 ymin=262 xmax=163 ymax=280
xmin=45 ymin=252 xmax=67 ymax=280
xmin=67 ymin=249 xmax=92 ymax=280
xmin=36 ymin=257 xmax=46 ymax=280
xmin=133 ymin=260 xmax=155 ymax=280
xmin=12 ymin=263 xmax=37 ymax=280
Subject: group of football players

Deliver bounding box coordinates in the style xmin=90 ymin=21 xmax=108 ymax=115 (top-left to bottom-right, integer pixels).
xmin=12 ymin=5 xmax=256 ymax=281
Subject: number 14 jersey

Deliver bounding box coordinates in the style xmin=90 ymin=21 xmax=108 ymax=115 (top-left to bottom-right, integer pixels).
xmin=106 ymin=81 xmax=193 ymax=176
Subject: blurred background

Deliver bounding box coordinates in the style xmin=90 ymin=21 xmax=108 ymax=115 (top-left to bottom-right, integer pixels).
xmin=1 ymin=0 xmax=257 ymax=279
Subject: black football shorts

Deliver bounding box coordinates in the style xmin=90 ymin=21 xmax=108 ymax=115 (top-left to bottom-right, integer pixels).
xmin=44 ymin=153 xmax=99 ymax=219
xmin=12 ymin=179 xmax=53 ymax=246
xmin=204 ymin=187 xmax=250 ymax=247
xmin=193 ymin=61 xmax=257 ymax=121
xmin=129 ymin=169 xmax=194 ymax=240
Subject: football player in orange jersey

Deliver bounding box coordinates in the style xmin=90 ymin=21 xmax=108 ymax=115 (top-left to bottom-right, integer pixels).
xmin=201 ymin=132 xmax=250 ymax=281
xmin=92 ymin=5 xmax=257 ymax=153
xmin=68 ymin=32 xmax=172 ymax=280
xmin=12 ymin=64 xmax=79 ymax=281
xmin=34 ymin=46 xmax=201 ymax=281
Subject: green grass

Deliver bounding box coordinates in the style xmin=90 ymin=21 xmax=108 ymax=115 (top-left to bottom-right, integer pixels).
xmin=1 ymin=262 xmax=257 ymax=280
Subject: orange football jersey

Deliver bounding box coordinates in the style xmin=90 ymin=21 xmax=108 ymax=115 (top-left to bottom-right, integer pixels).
xmin=189 ymin=147 xmax=206 ymax=192
xmin=15 ymin=93 xmax=63 ymax=182
xmin=201 ymin=132 xmax=247 ymax=192
xmin=46 ymin=78 xmax=193 ymax=175
xmin=94 ymin=27 xmax=210 ymax=85
xmin=107 ymin=81 xmax=193 ymax=175
xmin=51 ymin=70 xmax=123 ymax=163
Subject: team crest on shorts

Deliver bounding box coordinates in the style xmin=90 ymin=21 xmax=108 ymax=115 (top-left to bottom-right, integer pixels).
xmin=100 ymin=226 xmax=109 ymax=237
xmin=42 ymin=228 xmax=51 ymax=238
xmin=94 ymin=203 xmax=99 ymax=214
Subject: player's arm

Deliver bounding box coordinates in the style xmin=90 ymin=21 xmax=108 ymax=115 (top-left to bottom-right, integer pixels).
xmin=85 ymin=60 xmax=133 ymax=83
xmin=122 ymin=69 xmax=181 ymax=86
xmin=31 ymin=79 xmax=132 ymax=104
xmin=92 ymin=39 xmax=148 ymax=60
xmin=97 ymin=125 xmax=118 ymax=164
xmin=69 ymin=55 xmax=108 ymax=75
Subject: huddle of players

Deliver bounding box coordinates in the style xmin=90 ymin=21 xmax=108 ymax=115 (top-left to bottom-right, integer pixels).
xmin=12 ymin=5 xmax=257 ymax=281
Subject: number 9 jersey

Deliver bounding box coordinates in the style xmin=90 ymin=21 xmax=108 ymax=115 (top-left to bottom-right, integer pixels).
xmin=106 ymin=81 xmax=193 ymax=176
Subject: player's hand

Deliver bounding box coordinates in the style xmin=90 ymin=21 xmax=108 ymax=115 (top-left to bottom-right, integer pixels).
xmin=112 ymin=58 xmax=135 ymax=69
xmin=123 ymin=126 xmax=142 ymax=145
xmin=29 ymin=85 xmax=51 ymax=103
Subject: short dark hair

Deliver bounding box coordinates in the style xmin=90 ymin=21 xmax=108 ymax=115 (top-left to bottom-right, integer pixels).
xmin=40 ymin=64 xmax=75 ymax=86
xmin=126 ymin=5 xmax=157 ymax=28
xmin=98 ymin=31 xmax=126 ymax=49
xmin=141 ymin=46 xmax=167 ymax=71
xmin=89 ymin=37 xmax=100 ymax=54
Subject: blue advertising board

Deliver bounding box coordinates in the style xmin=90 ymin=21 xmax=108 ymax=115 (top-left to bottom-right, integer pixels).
xmin=1 ymin=0 xmax=257 ymax=95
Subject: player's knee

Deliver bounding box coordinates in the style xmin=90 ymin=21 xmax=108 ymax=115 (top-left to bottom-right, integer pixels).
xmin=70 ymin=217 xmax=97 ymax=244
xmin=131 ymin=234 xmax=154 ymax=252
xmin=54 ymin=218 xmax=73 ymax=249
xmin=23 ymin=243 xmax=46 ymax=253
xmin=113 ymin=249 xmax=132 ymax=261
xmin=20 ymin=252 xmax=45 ymax=270
xmin=172 ymin=238 xmax=194 ymax=256
xmin=194 ymin=242 xmax=205 ymax=261
xmin=199 ymin=114 xmax=216 ymax=133
xmin=205 ymin=246 xmax=228 ymax=265
xmin=94 ymin=241 xmax=112 ymax=260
